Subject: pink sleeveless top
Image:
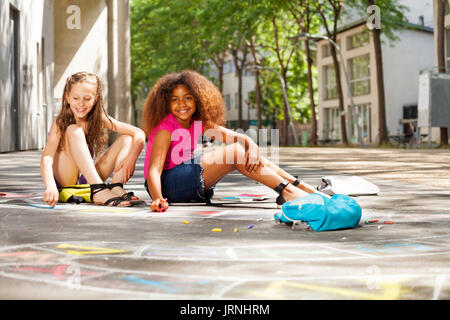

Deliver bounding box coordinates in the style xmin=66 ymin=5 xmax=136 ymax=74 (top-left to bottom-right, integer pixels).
xmin=144 ymin=113 xmax=203 ymax=179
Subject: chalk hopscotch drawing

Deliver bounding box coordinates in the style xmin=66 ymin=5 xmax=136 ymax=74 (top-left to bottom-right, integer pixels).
xmin=0 ymin=240 xmax=447 ymax=299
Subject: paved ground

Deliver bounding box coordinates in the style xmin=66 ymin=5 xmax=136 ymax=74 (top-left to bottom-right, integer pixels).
xmin=0 ymin=146 xmax=449 ymax=300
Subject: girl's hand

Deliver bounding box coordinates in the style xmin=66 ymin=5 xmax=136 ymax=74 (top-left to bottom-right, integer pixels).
xmin=115 ymin=155 xmax=136 ymax=183
xmin=43 ymin=186 xmax=59 ymax=207
xmin=245 ymin=142 xmax=263 ymax=173
xmin=150 ymin=197 xmax=168 ymax=212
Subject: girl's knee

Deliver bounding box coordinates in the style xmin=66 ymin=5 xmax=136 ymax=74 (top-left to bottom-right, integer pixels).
xmin=118 ymin=135 xmax=132 ymax=146
xmin=226 ymin=143 xmax=245 ymax=164
xmin=66 ymin=124 xmax=84 ymax=138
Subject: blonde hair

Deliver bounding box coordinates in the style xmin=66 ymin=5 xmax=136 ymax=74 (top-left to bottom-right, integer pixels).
xmin=56 ymin=71 xmax=111 ymax=156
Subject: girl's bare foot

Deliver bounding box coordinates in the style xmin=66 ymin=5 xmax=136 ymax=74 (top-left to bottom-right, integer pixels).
xmin=91 ymin=184 xmax=131 ymax=207
xmin=109 ymin=183 xmax=139 ymax=200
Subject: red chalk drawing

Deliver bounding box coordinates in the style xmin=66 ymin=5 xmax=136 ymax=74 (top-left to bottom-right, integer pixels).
xmin=0 ymin=251 xmax=56 ymax=264
xmin=0 ymin=251 xmax=36 ymax=258
xmin=14 ymin=264 xmax=98 ymax=279
xmin=238 ymin=194 xmax=265 ymax=197
xmin=193 ymin=211 xmax=221 ymax=215
xmin=0 ymin=193 xmax=34 ymax=198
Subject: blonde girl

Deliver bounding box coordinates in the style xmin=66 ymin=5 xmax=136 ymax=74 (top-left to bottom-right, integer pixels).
xmin=41 ymin=71 xmax=145 ymax=207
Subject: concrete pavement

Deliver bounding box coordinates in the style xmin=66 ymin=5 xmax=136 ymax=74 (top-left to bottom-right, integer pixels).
xmin=0 ymin=147 xmax=449 ymax=300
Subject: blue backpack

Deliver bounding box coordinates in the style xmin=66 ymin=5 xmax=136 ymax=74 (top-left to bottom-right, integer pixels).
xmin=274 ymin=193 xmax=362 ymax=231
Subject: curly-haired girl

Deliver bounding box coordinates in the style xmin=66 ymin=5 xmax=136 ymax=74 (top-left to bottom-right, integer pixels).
xmin=41 ymin=71 xmax=146 ymax=207
xmin=142 ymin=70 xmax=318 ymax=212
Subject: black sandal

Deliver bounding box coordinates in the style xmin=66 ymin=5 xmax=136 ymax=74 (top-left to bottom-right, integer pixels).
xmin=90 ymin=183 xmax=131 ymax=207
xmin=108 ymin=182 xmax=141 ymax=203
xmin=274 ymin=179 xmax=290 ymax=206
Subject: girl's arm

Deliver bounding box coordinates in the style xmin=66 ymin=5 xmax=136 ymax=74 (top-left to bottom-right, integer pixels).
xmin=147 ymin=130 xmax=171 ymax=211
xmin=204 ymin=125 xmax=263 ymax=173
xmin=102 ymin=114 xmax=146 ymax=183
xmin=40 ymin=121 xmax=61 ymax=207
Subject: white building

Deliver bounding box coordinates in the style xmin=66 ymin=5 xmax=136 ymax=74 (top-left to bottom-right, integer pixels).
xmin=0 ymin=0 xmax=132 ymax=153
xmin=316 ymin=0 xmax=436 ymax=145
xmin=220 ymin=57 xmax=259 ymax=130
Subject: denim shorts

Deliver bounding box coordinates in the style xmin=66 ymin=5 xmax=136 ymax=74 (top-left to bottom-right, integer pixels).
xmin=145 ymin=157 xmax=214 ymax=204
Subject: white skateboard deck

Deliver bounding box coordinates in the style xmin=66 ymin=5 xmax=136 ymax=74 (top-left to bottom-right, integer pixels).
xmin=318 ymin=175 xmax=379 ymax=196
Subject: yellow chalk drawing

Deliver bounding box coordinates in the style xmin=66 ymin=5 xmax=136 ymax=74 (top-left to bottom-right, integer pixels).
xmin=252 ymin=280 xmax=403 ymax=300
xmin=56 ymin=244 xmax=128 ymax=256
xmin=78 ymin=208 xmax=138 ymax=214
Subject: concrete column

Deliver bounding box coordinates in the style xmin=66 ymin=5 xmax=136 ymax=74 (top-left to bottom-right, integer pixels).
xmin=107 ymin=0 xmax=131 ymax=126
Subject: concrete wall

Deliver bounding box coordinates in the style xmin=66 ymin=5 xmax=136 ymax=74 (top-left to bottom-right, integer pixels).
xmin=0 ymin=0 xmax=55 ymax=152
xmin=53 ymin=0 xmax=109 ymax=114
xmin=381 ymin=28 xmax=436 ymax=139
xmin=54 ymin=0 xmax=131 ymax=131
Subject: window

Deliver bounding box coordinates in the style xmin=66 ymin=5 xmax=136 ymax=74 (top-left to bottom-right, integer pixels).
xmin=225 ymin=94 xmax=231 ymax=110
xmin=223 ymin=60 xmax=236 ymax=74
xmin=347 ymin=32 xmax=369 ymax=50
xmin=348 ymin=54 xmax=370 ymax=96
xmin=323 ymin=64 xmax=338 ymax=100
xmin=322 ymin=40 xmax=341 ymax=57
xmin=322 ymin=43 xmax=331 ymax=58
xmin=349 ymin=104 xmax=371 ymax=144
xmin=323 ymin=107 xmax=340 ymax=141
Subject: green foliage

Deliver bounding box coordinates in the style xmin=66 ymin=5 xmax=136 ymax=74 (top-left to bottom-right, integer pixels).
xmin=130 ymin=0 xmax=405 ymax=128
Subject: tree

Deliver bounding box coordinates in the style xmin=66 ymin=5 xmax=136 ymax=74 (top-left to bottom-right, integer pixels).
xmin=436 ymin=0 xmax=449 ymax=146
xmin=286 ymin=0 xmax=319 ymax=145
xmin=315 ymin=0 xmax=348 ymax=145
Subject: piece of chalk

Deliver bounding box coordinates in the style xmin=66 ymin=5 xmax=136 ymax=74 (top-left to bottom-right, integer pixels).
xmin=248 ymin=224 xmax=254 ymax=229
xmin=384 ymin=221 xmax=393 ymax=224
xmin=378 ymin=225 xmax=383 ymax=229
xmin=211 ymin=228 xmax=222 ymax=232
xmin=183 ymin=220 xmax=189 ymax=224
xmin=369 ymin=219 xmax=379 ymax=223
xmin=365 ymin=220 xmax=370 ymax=224
xmin=233 ymin=228 xmax=238 ymax=233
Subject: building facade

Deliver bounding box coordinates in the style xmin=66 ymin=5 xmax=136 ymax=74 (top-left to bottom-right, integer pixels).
xmin=0 ymin=0 xmax=131 ymax=153
xmin=317 ymin=0 xmax=438 ymax=145
xmin=221 ymin=57 xmax=259 ymax=130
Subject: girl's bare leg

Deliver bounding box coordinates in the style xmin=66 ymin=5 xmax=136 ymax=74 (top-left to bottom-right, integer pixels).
xmin=259 ymin=156 xmax=318 ymax=194
xmin=201 ymin=143 xmax=308 ymax=202
xmin=94 ymin=135 xmax=138 ymax=199
xmin=53 ymin=124 xmax=130 ymax=206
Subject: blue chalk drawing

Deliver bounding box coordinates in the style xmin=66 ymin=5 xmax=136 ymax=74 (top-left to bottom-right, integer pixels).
xmin=123 ymin=275 xmax=181 ymax=293
xmin=122 ymin=275 xmax=209 ymax=293
xmin=357 ymin=243 xmax=434 ymax=253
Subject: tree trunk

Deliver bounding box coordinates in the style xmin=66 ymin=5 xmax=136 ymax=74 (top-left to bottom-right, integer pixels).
xmin=212 ymin=52 xmax=225 ymax=94
xmin=281 ymin=71 xmax=289 ymax=146
xmin=304 ymin=40 xmax=317 ymax=145
xmin=232 ymin=46 xmax=248 ymax=130
xmin=437 ymin=0 xmax=449 ymax=146
xmin=255 ymin=70 xmax=262 ymax=130
xmin=330 ymin=44 xmax=348 ymax=145
xmin=367 ymin=0 xmax=388 ymax=146
xmin=249 ymin=37 xmax=262 ymax=130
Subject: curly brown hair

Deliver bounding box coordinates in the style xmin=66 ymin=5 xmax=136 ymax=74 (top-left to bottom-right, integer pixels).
xmin=141 ymin=70 xmax=226 ymax=137
xmin=56 ymin=72 xmax=111 ymax=157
